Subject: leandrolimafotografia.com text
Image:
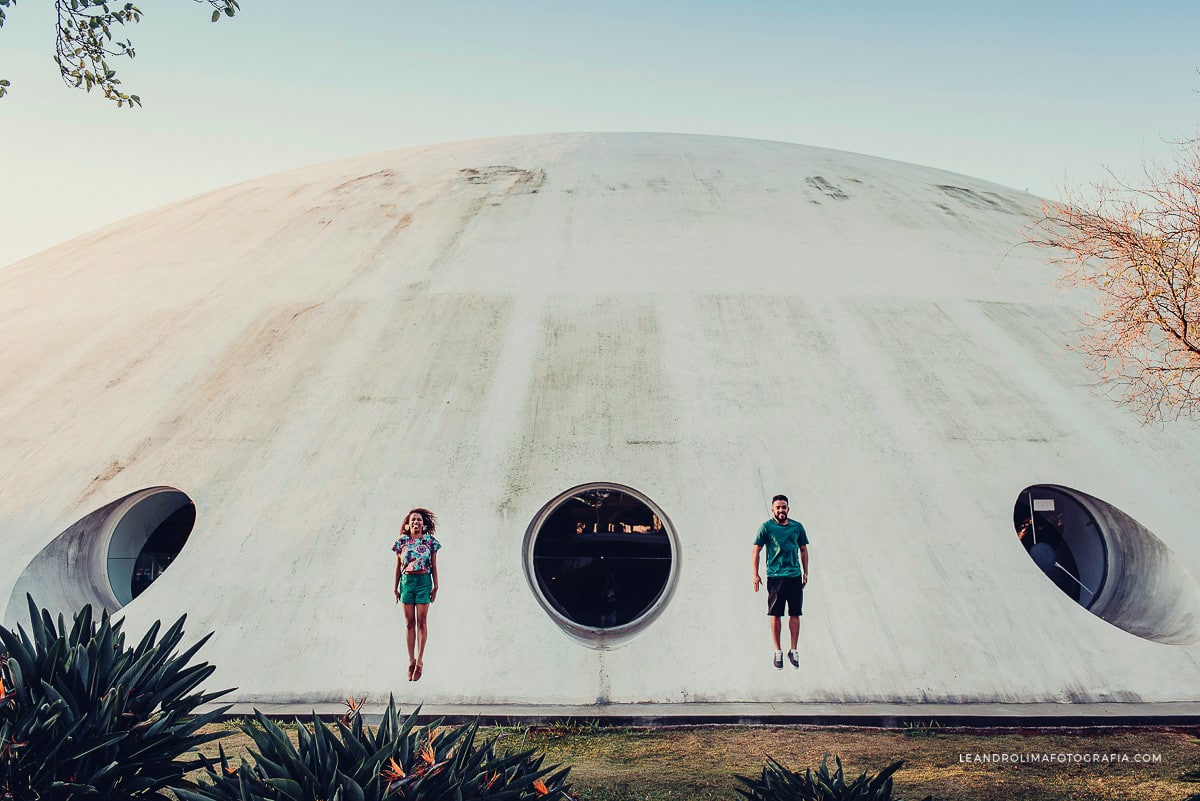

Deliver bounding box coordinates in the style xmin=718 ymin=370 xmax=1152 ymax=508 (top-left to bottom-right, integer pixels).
xmin=959 ymin=752 xmax=1162 ymax=765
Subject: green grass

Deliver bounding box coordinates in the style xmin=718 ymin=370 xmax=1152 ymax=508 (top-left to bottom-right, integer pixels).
xmin=190 ymin=722 xmax=1200 ymax=801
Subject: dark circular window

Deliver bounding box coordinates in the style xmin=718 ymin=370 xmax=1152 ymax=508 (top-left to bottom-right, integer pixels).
xmin=1009 ymin=484 xmax=1200 ymax=644
xmin=106 ymin=488 xmax=196 ymax=605
xmin=4 ymin=486 xmax=196 ymax=624
xmin=1013 ymin=485 xmax=1107 ymax=608
xmin=523 ymin=483 xmax=679 ymax=645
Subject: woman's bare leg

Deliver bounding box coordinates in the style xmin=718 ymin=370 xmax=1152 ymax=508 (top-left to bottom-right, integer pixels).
xmin=403 ymin=603 xmax=418 ymax=679
xmin=413 ymin=604 xmax=429 ymax=680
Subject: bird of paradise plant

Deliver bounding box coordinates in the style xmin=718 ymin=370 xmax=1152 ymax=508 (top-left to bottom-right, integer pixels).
xmin=179 ymin=696 xmax=574 ymax=801
xmin=339 ymin=695 xmax=367 ymax=727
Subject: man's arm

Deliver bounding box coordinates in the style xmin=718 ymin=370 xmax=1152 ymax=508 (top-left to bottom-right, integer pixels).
xmin=752 ymin=544 xmax=763 ymax=592
xmin=800 ymin=544 xmax=809 ymax=587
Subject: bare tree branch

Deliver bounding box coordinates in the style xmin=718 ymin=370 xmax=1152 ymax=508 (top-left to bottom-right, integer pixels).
xmin=1030 ymin=137 xmax=1200 ymax=422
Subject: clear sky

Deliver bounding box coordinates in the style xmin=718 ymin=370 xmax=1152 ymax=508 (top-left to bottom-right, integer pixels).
xmin=1 ymin=1 xmax=1197 ymax=269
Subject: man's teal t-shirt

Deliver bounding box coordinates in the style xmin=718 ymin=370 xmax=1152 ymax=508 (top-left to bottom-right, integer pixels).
xmin=754 ymin=519 xmax=808 ymax=578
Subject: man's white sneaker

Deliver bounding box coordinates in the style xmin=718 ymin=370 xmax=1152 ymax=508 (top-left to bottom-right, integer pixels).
xmin=773 ymin=651 xmax=784 ymax=670
xmin=787 ymin=649 xmax=800 ymax=669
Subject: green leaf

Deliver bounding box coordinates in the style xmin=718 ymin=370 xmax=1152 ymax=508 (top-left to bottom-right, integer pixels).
xmin=0 ymin=600 xmax=232 ymax=800
xmin=63 ymin=731 xmax=127 ymax=760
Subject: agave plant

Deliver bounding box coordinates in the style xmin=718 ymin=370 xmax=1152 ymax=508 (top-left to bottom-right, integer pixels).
xmin=735 ymin=754 xmax=931 ymax=801
xmin=178 ymin=697 xmax=574 ymax=801
xmin=0 ymin=594 xmax=232 ymax=801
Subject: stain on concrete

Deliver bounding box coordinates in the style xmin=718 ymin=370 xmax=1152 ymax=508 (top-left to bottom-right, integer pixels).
xmin=458 ymin=166 xmax=546 ymax=194
xmin=858 ymin=300 xmax=1062 ymax=446
xmin=806 ymin=176 xmax=850 ymax=201
xmin=333 ymin=169 xmax=399 ymax=193
xmin=936 ymin=185 xmax=1010 ymax=214
xmin=498 ymin=298 xmax=671 ymax=517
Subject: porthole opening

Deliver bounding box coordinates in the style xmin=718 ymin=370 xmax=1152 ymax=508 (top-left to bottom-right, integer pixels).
xmin=1010 ymin=483 xmax=1200 ymax=644
xmin=106 ymin=489 xmax=196 ymax=605
xmin=524 ymin=483 xmax=679 ymax=645
xmin=5 ymin=486 xmax=197 ymax=625
xmin=1013 ymin=486 xmax=1107 ymax=608
xmin=129 ymin=500 xmax=195 ymax=600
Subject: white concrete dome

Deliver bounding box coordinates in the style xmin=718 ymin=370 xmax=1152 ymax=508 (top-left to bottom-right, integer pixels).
xmin=3 ymin=132 xmax=1200 ymax=706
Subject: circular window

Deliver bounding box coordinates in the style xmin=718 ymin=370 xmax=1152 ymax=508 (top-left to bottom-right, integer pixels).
xmin=1010 ymin=484 xmax=1200 ymax=644
xmin=523 ymin=483 xmax=679 ymax=646
xmin=107 ymin=489 xmax=196 ymax=604
xmin=1013 ymin=486 xmax=1107 ymax=608
xmin=4 ymin=486 xmax=196 ymax=624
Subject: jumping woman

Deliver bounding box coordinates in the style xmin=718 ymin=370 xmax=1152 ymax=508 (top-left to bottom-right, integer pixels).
xmin=392 ymin=507 xmax=440 ymax=681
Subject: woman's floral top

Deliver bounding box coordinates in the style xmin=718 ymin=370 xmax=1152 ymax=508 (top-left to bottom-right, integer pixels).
xmin=393 ymin=533 xmax=441 ymax=574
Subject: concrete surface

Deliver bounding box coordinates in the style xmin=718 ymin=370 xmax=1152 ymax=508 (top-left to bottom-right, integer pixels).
xmin=2 ymin=133 xmax=1200 ymax=709
xmin=197 ymin=700 xmax=1200 ymax=727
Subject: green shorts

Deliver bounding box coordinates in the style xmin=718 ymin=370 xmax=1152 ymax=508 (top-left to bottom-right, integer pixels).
xmin=398 ymin=572 xmax=433 ymax=605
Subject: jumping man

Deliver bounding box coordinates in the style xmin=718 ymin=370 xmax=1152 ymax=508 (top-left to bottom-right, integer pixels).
xmin=752 ymin=494 xmax=809 ymax=669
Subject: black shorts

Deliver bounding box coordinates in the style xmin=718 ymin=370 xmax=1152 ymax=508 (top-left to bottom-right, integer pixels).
xmin=766 ymin=576 xmax=804 ymax=617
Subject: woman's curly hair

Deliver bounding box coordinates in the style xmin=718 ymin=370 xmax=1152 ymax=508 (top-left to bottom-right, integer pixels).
xmin=400 ymin=507 xmax=437 ymax=536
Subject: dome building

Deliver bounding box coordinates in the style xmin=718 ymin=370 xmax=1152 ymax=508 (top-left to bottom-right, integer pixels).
xmin=2 ymin=133 xmax=1199 ymax=707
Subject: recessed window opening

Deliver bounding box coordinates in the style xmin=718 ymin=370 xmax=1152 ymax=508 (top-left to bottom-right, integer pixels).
xmin=1008 ymin=483 xmax=1200 ymax=644
xmin=1013 ymin=486 xmax=1107 ymax=608
xmin=525 ymin=483 xmax=678 ymax=645
xmin=130 ymin=501 xmax=195 ymax=600
xmin=107 ymin=489 xmax=196 ymax=605
xmin=5 ymin=486 xmax=198 ymax=626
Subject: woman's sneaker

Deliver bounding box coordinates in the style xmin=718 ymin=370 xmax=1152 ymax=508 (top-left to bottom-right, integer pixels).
xmin=773 ymin=651 xmax=784 ymax=669
xmin=787 ymin=650 xmax=800 ymax=669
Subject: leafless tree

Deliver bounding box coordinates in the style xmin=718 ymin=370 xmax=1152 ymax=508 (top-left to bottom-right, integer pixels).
xmin=1030 ymin=136 xmax=1200 ymax=422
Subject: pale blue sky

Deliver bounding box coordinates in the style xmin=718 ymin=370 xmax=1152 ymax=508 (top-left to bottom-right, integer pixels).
xmin=2 ymin=1 xmax=1197 ymax=268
